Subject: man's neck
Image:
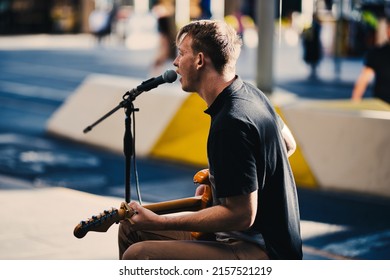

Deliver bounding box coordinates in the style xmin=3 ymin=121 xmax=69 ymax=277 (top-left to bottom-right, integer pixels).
xmin=198 ymin=72 xmax=236 ymax=107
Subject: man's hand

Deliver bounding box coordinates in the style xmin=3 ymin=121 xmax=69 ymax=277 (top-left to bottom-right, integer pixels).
xmin=121 ymin=201 xmax=164 ymax=231
xmin=195 ymin=184 xmax=208 ymax=196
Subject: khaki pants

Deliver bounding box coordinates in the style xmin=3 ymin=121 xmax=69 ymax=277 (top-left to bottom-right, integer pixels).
xmin=118 ymin=222 xmax=269 ymax=260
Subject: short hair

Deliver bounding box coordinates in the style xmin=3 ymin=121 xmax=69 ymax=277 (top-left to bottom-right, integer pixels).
xmin=176 ymin=20 xmax=242 ymax=74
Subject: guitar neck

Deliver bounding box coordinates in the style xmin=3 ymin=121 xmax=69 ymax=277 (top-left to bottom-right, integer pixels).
xmin=73 ymin=195 xmax=204 ymax=239
xmin=143 ymin=196 xmax=203 ymax=215
xmin=73 ymin=183 xmax=212 ymax=239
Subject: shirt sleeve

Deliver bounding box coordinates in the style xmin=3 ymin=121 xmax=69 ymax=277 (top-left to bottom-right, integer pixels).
xmin=276 ymin=114 xmax=285 ymax=130
xmin=208 ymin=123 xmax=262 ymax=198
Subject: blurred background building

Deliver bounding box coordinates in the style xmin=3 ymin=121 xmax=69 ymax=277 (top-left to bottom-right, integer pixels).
xmin=0 ymin=0 xmax=389 ymax=56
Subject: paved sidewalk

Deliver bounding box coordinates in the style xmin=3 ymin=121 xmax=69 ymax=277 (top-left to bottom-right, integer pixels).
xmin=0 ymin=182 xmax=121 ymax=259
xmin=0 ymin=175 xmax=352 ymax=260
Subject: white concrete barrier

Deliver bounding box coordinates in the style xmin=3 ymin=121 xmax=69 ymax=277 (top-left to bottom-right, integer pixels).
xmin=282 ymin=99 xmax=390 ymax=197
xmin=46 ymin=74 xmax=189 ymax=156
xmin=47 ymin=74 xmax=390 ymax=198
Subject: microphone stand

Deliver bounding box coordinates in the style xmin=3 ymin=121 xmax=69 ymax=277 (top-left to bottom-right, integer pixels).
xmin=83 ymin=89 xmax=140 ymax=203
xmin=82 ymin=70 xmax=177 ymax=203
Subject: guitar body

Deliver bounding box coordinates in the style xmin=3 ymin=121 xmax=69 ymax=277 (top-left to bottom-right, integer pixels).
xmin=74 ymin=169 xmax=212 ymax=239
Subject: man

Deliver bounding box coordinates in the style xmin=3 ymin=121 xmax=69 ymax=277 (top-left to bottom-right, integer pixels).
xmin=352 ymin=17 xmax=390 ymax=103
xmin=301 ymin=13 xmax=322 ymax=79
xmin=118 ymin=20 xmax=302 ymax=260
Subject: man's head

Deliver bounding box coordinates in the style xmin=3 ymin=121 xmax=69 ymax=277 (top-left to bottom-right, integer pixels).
xmin=175 ymin=20 xmax=242 ymax=76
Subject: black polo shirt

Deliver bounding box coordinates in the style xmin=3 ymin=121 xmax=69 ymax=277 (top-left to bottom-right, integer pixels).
xmin=205 ymin=77 xmax=302 ymax=260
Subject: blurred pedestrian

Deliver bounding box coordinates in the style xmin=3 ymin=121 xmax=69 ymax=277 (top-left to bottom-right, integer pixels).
xmin=199 ymin=0 xmax=212 ymax=19
xmin=88 ymin=5 xmax=116 ymax=44
xmin=151 ymin=1 xmax=177 ymax=73
xmin=301 ymin=14 xmax=322 ymax=79
xmin=351 ymin=17 xmax=390 ymax=103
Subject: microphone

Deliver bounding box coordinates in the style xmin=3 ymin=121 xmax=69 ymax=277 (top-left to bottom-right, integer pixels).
xmin=125 ymin=70 xmax=177 ymax=100
xmin=83 ymin=70 xmax=178 ymax=134
xmin=137 ymin=69 xmax=177 ymax=92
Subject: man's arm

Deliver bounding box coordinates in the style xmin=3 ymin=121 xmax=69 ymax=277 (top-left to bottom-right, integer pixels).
xmin=352 ymin=66 xmax=375 ymax=101
xmin=281 ymin=124 xmax=296 ymax=157
xmin=276 ymin=115 xmax=296 ymax=157
xmin=125 ymin=190 xmax=258 ymax=233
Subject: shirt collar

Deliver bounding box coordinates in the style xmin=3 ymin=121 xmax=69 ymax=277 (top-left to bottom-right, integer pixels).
xmin=204 ymin=76 xmax=243 ymax=116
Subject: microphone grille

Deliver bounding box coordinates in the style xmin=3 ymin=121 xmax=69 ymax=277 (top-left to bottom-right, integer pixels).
xmin=163 ymin=70 xmax=178 ymax=83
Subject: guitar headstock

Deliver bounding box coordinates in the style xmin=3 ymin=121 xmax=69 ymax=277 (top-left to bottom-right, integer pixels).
xmin=73 ymin=202 xmax=136 ymax=239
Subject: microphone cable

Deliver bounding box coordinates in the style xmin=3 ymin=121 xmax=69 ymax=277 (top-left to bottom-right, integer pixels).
xmin=121 ymin=97 xmax=143 ymax=205
xmin=131 ymin=102 xmax=143 ymax=205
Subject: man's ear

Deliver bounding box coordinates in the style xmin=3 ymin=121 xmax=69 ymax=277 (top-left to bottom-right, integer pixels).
xmin=196 ymin=52 xmax=205 ymax=69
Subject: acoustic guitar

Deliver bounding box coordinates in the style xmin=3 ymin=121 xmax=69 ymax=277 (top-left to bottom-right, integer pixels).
xmin=73 ymin=169 xmax=212 ymax=239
